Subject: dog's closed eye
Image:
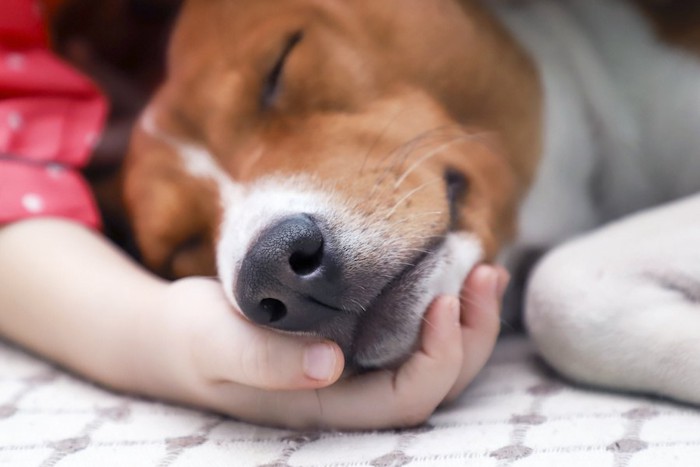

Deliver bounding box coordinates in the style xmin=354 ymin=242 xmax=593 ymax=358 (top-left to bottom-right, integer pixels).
xmin=261 ymin=31 xmax=303 ymax=109
xmin=445 ymin=168 xmax=469 ymax=229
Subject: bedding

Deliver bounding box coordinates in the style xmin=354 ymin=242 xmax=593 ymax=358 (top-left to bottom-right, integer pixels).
xmin=1 ymin=335 xmax=698 ymax=466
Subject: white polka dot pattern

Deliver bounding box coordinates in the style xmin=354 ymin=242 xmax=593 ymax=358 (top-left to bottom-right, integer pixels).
xmin=46 ymin=163 xmax=65 ymax=178
xmin=7 ymin=112 xmax=23 ymax=131
xmin=21 ymin=193 xmax=44 ymax=213
xmin=0 ymin=0 xmax=107 ymax=230
xmin=5 ymin=53 xmax=25 ymax=71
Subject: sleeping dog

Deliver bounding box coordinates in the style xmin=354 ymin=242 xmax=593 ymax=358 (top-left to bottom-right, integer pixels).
xmin=122 ymin=0 xmax=700 ymax=402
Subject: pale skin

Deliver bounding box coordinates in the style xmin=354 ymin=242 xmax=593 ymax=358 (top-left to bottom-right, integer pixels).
xmin=0 ymin=217 xmax=508 ymax=430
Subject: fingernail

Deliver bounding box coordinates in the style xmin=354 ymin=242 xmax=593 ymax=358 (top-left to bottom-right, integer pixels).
xmin=303 ymin=343 xmax=337 ymax=381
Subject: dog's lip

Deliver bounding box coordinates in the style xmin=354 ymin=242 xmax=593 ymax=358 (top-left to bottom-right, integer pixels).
xmin=347 ymin=234 xmax=447 ymax=365
xmin=365 ymin=235 xmax=446 ymax=308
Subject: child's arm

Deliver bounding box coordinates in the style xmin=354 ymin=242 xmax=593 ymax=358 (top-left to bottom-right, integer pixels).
xmin=0 ymin=218 xmax=345 ymax=392
xmin=0 ymin=218 xmax=505 ymax=429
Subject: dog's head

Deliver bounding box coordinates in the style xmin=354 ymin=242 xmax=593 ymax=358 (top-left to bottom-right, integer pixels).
xmin=123 ymin=0 xmax=541 ymax=369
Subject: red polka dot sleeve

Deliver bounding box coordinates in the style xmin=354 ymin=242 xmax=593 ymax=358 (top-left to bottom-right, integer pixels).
xmin=0 ymin=0 xmax=107 ymax=230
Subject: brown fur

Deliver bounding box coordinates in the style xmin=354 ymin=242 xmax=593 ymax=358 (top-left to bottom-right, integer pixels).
xmin=633 ymin=0 xmax=700 ymax=55
xmin=124 ymin=0 xmax=542 ymax=277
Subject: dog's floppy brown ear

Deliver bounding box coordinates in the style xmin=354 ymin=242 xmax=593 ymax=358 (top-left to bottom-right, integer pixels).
xmin=122 ymin=117 xmax=219 ymax=278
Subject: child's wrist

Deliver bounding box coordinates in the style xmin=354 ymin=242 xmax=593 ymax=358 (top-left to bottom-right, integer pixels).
xmin=123 ymin=279 xmax=208 ymax=402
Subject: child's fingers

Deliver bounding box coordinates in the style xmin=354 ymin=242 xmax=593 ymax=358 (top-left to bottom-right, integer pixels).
xmin=173 ymin=279 xmax=345 ymax=391
xmin=280 ymin=296 xmax=464 ymax=430
xmin=445 ymin=264 xmax=508 ymax=402
xmin=196 ymin=322 xmax=345 ymax=390
xmin=197 ymin=291 xmax=464 ymax=429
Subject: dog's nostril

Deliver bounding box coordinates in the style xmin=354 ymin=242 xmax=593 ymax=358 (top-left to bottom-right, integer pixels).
xmin=289 ymin=240 xmax=324 ymax=276
xmin=259 ymin=298 xmax=287 ymax=323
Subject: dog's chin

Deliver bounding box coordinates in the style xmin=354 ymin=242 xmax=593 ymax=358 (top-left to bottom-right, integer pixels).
xmin=346 ymin=232 xmax=483 ymax=371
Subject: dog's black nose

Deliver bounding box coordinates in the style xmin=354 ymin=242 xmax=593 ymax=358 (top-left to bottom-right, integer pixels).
xmin=235 ymin=214 xmax=343 ymax=331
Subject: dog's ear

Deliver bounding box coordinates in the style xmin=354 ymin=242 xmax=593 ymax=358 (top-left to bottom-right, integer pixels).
xmin=122 ymin=116 xmax=219 ymax=278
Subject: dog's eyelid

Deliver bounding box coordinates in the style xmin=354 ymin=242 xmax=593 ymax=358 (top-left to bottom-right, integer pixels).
xmin=444 ymin=168 xmax=469 ymax=202
xmin=444 ymin=168 xmax=469 ymax=229
xmin=260 ymin=30 xmax=304 ymax=109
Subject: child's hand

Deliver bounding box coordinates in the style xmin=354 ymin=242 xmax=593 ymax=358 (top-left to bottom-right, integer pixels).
xmin=136 ymin=278 xmax=346 ymax=396
xmin=0 ymin=220 xmax=506 ymax=431
xmin=136 ymin=265 xmax=507 ymax=430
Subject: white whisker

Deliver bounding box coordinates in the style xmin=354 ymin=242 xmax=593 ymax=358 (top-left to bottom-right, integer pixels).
xmin=384 ymin=178 xmax=443 ymax=220
xmin=393 ymin=133 xmax=486 ymax=189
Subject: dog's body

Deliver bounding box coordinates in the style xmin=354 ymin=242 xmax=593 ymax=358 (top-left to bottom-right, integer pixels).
xmin=122 ymin=0 xmax=700 ymax=402
xmin=494 ymin=0 xmax=700 ymax=403
xmin=491 ymin=0 xmax=700 ymax=402
xmin=495 ymin=0 xmax=700 ymax=249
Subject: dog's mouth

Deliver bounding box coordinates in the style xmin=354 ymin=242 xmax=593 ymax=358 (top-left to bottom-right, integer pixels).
xmin=249 ymin=229 xmax=452 ymax=371
xmin=345 ymin=236 xmax=447 ymax=370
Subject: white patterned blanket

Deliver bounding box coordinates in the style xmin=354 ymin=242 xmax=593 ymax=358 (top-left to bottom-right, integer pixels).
xmin=1 ymin=335 xmax=699 ymax=466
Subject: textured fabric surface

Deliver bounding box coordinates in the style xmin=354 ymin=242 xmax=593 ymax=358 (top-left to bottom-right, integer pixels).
xmin=1 ymin=335 xmax=699 ymax=466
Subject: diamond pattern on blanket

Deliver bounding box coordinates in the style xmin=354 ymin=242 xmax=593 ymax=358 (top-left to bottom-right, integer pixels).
xmin=1 ymin=336 xmax=699 ymax=466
